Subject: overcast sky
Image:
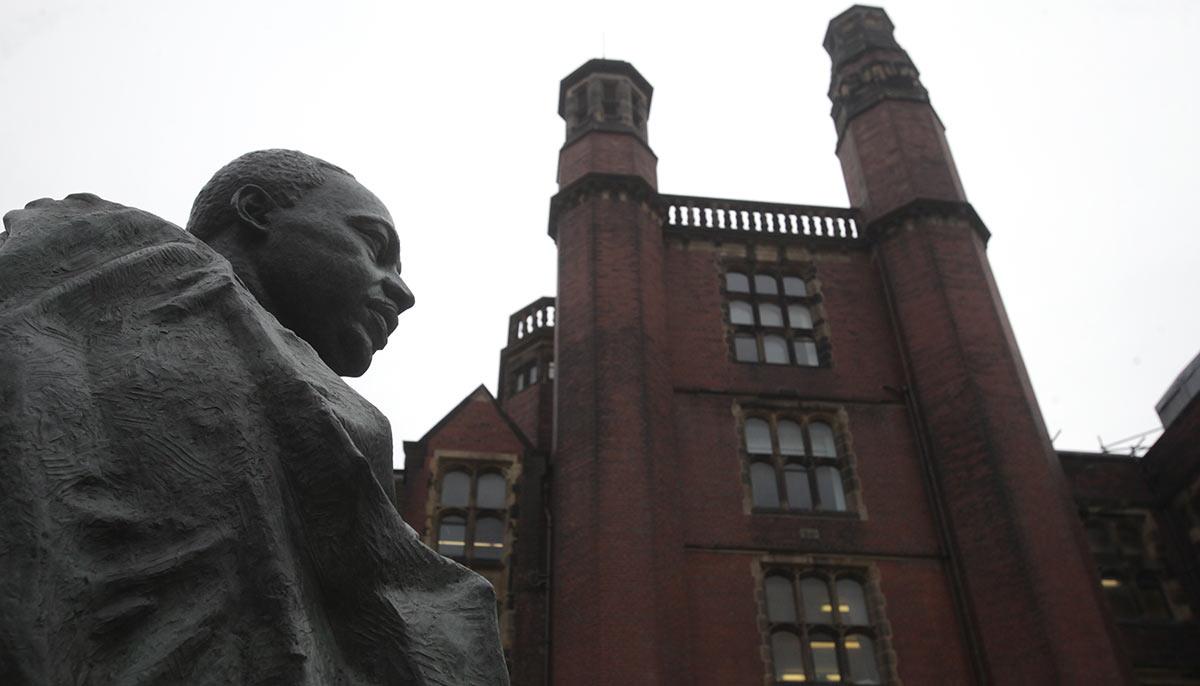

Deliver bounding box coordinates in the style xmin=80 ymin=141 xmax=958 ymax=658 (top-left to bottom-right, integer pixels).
xmin=3 ymin=0 xmax=1197 ymax=462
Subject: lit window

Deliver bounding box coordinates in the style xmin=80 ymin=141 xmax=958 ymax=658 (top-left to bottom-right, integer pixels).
xmin=723 ymin=269 xmax=823 ymax=367
xmin=763 ymin=570 xmax=883 ymax=685
xmin=1082 ymin=510 xmax=1179 ymax=622
xmin=433 ymin=464 xmax=510 ymax=566
xmin=743 ymin=415 xmax=851 ymax=513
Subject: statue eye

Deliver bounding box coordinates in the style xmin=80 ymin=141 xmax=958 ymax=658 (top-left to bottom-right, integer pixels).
xmin=353 ymin=225 xmax=387 ymax=261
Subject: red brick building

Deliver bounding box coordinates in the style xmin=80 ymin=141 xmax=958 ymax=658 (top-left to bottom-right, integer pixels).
xmin=395 ymin=6 xmax=1199 ymax=684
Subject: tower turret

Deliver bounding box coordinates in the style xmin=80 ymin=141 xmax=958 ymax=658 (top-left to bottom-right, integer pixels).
xmin=826 ymin=7 xmax=1131 ymax=684
xmin=556 ymin=59 xmax=657 ymax=189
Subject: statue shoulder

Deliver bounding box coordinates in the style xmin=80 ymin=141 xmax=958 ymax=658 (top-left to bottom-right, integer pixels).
xmin=0 ymin=193 xmax=215 ymax=309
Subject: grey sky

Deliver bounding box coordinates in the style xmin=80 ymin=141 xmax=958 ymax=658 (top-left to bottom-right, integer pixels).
xmin=3 ymin=0 xmax=1196 ymax=461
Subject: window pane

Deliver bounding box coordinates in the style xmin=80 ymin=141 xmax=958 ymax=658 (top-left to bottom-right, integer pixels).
xmin=745 ymin=418 xmax=772 ymax=454
xmin=765 ymin=576 xmax=797 ymax=622
xmin=795 ymin=340 xmax=819 ymax=367
xmin=441 ymin=471 xmax=470 ymax=507
xmin=777 ymin=421 xmax=805 ymax=456
xmin=816 ymin=466 xmax=846 ymax=511
xmin=437 ymin=516 xmax=466 ymax=557
xmin=476 ymin=473 xmax=506 ymax=509
xmin=801 ymin=577 xmax=832 ymax=623
xmin=809 ymin=422 xmax=836 ymax=457
xmin=784 ymin=465 xmax=813 ymax=510
xmin=770 ymin=632 xmax=806 ymax=683
xmin=764 ymin=335 xmax=788 ymax=364
xmin=759 ymin=303 xmax=783 ymax=327
xmin=754 ymin=274 xmax=779 ymax=295
xmin=751 ymin=462 xmax=781 ymax=508
xmin=730 ymin=300 xmax=755 ymax=325
xmin=474 ymin=516 xmax=505 ymax=560
xmin=528 ymin=365 xmax=538 ymax=385
xmin=788 ymin=304 xmax=813 ymax=329
xmin=726 ymin=272 xmax=750 ymax=293
xmin=845 ymin=634 xmax=881 ymax=684
xmin=783 ymin=276 xmax=808 ymax=297
xmin=1136 ymin=572 xmax=1172 ymax=620
xmin=836 ymin=579 xmax=870 ymax=625
xmin=1102 ymin=573 xmax=1138 ymax=619
xmin=735 ymin=335 xmax=759 ymax=362
xmin=809 ymin=631 xmax=841 ymax=683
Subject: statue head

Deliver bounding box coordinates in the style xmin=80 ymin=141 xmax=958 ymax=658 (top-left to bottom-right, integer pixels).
xmin=187 ymin=150 xmax=414 ymax=377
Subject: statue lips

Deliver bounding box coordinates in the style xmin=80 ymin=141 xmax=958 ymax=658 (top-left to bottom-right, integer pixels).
xmin=364 ymin=297 xmax=399 ymax=351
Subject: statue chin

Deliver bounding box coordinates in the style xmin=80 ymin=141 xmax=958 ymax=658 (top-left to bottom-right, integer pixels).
xmin=325 ymin=325 xmax=376 ymax=377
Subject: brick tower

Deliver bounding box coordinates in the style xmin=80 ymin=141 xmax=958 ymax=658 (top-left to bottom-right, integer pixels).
xmin=547 ymin=59 xmax=686 ymax=684
xmin=826 ymin=6 xmax=1129 ymax=683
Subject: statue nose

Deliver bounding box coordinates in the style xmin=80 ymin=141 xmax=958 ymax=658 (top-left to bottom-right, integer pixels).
xmin=385 ymin=275 xmax=415 ymax=314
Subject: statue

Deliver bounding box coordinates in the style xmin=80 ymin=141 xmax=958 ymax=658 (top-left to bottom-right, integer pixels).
xmin=0 ymin=151 xmax=509 ymax=685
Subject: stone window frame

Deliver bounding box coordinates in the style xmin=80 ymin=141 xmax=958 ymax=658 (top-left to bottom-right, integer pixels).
xmin=1080 ymin=507 xmax=1182 ymax=622
xmin=753 ymin=557 xmax=899 ymax=686
xmin=736 ymin=404 xmax=865 ymax=519
xmin=723 ymin=263 xmax=829 ymax=368
xmin=431 ymin=456 xmax=515 ymax=569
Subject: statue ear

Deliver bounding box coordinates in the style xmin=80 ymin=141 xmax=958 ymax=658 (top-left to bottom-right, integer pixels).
xmin=231 ymin=184 xmax=277 ymax=235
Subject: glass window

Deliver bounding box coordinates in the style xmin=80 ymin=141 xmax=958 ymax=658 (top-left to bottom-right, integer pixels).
xmin=770 ymin=632 xmax=806 ymax=683
xmin=441 ymin=470 xmax=470 ymax=507
xmin=759 ymin=303 xmax=784 ymax=327
xmin=809 ymin=422 xmax=836 ymax=458
xmin=784 ymin=466 xmax=813 ymax=510
xmin=783 ymin=276 xmax=807 ymax=297
xmin=745 ymin=418 xmax=773 ymax=454
xmin=726 ymin=272 xmax=750 ymax=293
xmin=801 ymin=577 xmax=832 ymax=623
xmin=1136 ymin=572 xmax=1172 ymax=620
xmin=795 ymin=340 xmax=819 ymax=367
xmin=810 ymin=631 xmax=841 ymax=683
xmin=476 ymin=473 xmax=506 ymax=509
xmin=788 ymin=304 xmax=813 ymax=329
xmin=473 ymin=516 xmax=505 ymax=560
xmin=845 ymin=634 xmax=881 ymax=684
xmin=735 ymin=335 xmax=759 ymax=362
xmin=765 ymin=576 xmax=797 ymax=622
xmin=777 ymin=421 xmax=805 ymax=456
xmin=764 ymin=336 xmax=788 ymax=364
xmin=730 ymin=300 xmax=755 ymax=325
xmin=751 ymin=462 xmax=781 ymax=508
xmin=816 ymin=466 xmax=846 ymax=511
xmin=836 ymin=579 xmax=870 ymax=625
xmin=755 ymin=274 xmax=779 ymax=295
xmin=437 ymin=515 xmax=466 ymax=557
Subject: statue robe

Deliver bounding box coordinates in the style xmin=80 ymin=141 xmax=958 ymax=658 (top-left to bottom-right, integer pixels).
xmin=0 ymin=194 xmax=508 ymax=686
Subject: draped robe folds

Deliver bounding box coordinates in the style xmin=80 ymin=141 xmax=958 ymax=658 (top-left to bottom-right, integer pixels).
xmin=0 ymin=194 xmax=508 ymax=685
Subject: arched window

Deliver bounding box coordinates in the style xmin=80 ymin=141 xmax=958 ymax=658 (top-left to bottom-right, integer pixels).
xmin=437 ymin=515 xmax=466 ymax=557
xmin=726 ymin=272 xmax=750 ymax=293
xmin=815 ymin=466 xmax=846 ymax=512
xmin=742 ymin=414 xmax=851 ymax=513
xmin=751 ymin=462 xmax=781 ymax=509
xmin=476 ymin=472 xmax=506 ymax=509
xmin=845 ymin=633 xmax=881 ymax=684
xmin=770 ymin=631 xmax=806 ymax=683
xmin=441 ymin=471 xmax=470 ymax=507
xmin=801 ymin=577 xmax=831 ymax=624
xmin=434 ymin=465 xmax=510 ymax=566
xmin=764 ymin=575 xmax=797 ymax=623
xmin=724 ymin=267 xmax=823 ymax=367
xmin=836 ymin=579 xmax=870 ymax=625
xmin=763 ymin=571 xmax=885 ymax=685
xmin=473 ymin=516 xmax=505 ymax=560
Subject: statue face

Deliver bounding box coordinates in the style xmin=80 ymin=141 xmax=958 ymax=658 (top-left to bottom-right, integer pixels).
xmin=254 ymin=173 xmax=414 ymax=376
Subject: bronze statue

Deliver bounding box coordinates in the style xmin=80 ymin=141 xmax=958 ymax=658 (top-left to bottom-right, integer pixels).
xmin=0 ymin=151 xmax=509 ymax=685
